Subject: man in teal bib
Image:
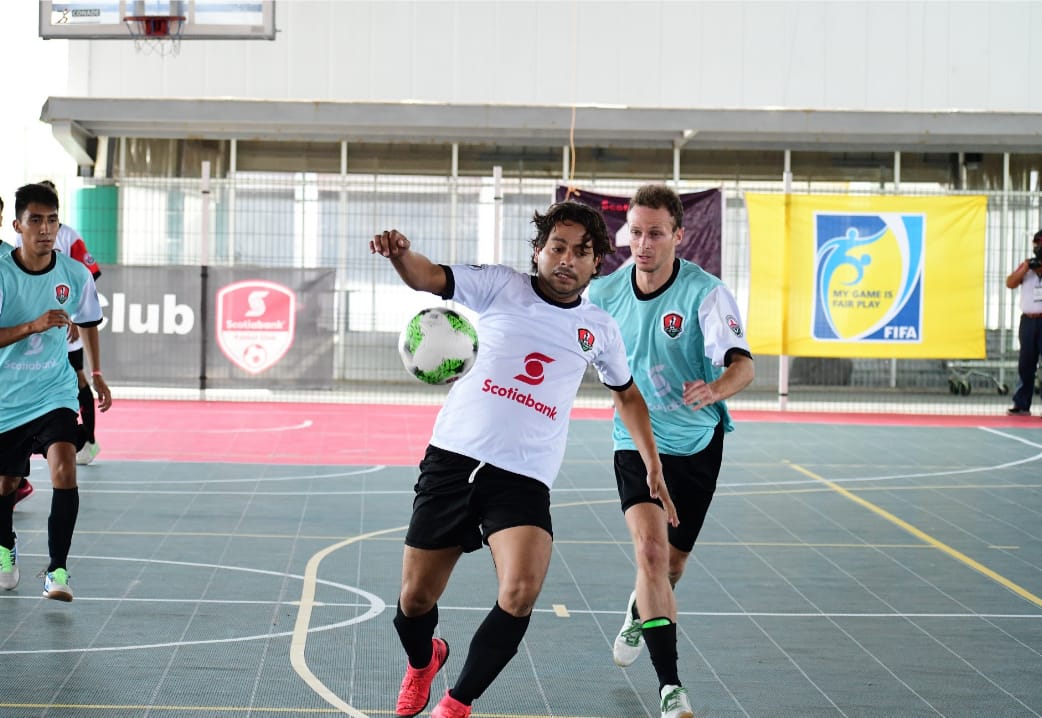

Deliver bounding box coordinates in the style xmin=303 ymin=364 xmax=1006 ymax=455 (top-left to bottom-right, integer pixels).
xmin=0 ymin=183 xmax=111 ymax=601
xmin=588 ymin=184 xmax=754 ymax=718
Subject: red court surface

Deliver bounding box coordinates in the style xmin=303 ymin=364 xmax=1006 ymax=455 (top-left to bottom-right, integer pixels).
xmin=91 ymin=399 xmax=1039 ymax=466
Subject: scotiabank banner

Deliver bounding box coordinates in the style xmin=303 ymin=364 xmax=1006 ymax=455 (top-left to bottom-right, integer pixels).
xmin=97 ymin=266 xmax=336 ymax=387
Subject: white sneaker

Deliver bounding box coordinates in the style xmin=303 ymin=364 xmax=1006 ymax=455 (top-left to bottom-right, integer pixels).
xmin=613 ymin=590 xmax=644 ymax=666
xmin=660 ymin=684 xmax=694 ymax=718
xmin=0 ymin=538 xmax=18 ymax=591
xmin=76 ymin=441 xmax=100 ymax=465
xmin=43 ymin=568 xmax=73 ymax=602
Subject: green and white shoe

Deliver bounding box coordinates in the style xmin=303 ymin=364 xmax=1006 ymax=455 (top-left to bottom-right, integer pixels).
xmin=0 ymin=538 xmax=18 ymax=591
xmin=43 ymin=568 xmax=73 ymax=602
xmin=660 ymin=683 xmax=694 ymax=718
xmin=613 ymin=590 xmax=644 ymax=666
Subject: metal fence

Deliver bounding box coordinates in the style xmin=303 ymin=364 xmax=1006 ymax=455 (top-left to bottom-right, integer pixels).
xmin=43 ymin=171 xmax=1042 ymax=414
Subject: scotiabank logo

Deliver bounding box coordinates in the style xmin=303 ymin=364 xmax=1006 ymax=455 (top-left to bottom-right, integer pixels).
xmin=514 ymin=352 xmax=554 ymax=385
xmin=482 ymin=351 xmax=559 ymax=420
xmin=482 ymin=379 xmax=558 ymax=420
xmin=216 ymin=280 xmax=296 ymax=374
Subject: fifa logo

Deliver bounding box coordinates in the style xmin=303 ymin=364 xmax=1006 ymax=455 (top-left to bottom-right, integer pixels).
xmin=812 ymin=213 xmax=924 ymax=342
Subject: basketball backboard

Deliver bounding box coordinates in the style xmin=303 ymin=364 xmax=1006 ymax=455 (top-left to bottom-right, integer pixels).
xmin=39 ymin=1 xmax=276 ymax=40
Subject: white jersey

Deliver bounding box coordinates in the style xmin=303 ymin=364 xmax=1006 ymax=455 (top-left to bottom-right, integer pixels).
xmin=16 ymin=224 xmax=101 ymax=352
xmin=430 ymin=264 xmax=632 ymax=488
xmin=1017 ymin=269 xmax=1042 ymax=315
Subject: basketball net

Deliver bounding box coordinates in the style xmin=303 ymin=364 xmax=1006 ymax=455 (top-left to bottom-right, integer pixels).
xmin=123 ymin=15 xmax=185 ymax=57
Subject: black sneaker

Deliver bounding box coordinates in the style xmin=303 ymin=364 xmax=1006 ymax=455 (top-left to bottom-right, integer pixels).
xmin=1007 ymin=407 xmax=1031 ymax=416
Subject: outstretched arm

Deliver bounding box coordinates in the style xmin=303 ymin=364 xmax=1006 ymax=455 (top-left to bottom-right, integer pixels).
xmin=370 ymin=230 xmax=447 ymax=296
xmin=612 ymin=382 xmax=678 ymax=527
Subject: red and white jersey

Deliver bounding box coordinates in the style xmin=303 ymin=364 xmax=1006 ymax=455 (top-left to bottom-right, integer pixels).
xmin=430 ymin=263 xmax=632 ymax=488
xmin=16 ymin=224 xmax=101 ymax=351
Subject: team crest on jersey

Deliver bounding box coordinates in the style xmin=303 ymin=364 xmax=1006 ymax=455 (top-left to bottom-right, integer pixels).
xmin=216 ymin=280 xmax=297 ymax=375
xmin=84 ymin=252 xmax=96 ymax=266
xmin=577 ymin=328 xmax=595 ymax=352
xmin=661 ymin=312 xmax=684 ymax=338
xmin=54 ymin=283 xmax=70 ymax=304
xmin=726 ymin=314 xmax=743 ymax=337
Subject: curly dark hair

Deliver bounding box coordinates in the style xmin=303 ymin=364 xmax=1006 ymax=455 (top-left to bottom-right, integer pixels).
xmin=529 ymin=201 xmax=613 ymax=274
xmin=630 ymin=184 xmax=684 ymax=232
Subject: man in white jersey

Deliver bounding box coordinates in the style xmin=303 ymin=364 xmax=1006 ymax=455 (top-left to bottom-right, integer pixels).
xmin=11 ymin=181 xmax=106 ymax=509
xmin=371 ymin=200 xmax=677 ymax=718
xmin=39 ymin=181 xmax=105 ymax=465
xmin=1005 ymin=229 xmax=1042 ymax=416
xmin=587 ymin=184 xmax=754 ymax=718
xmin=0 ymin=183 xmax=112 ymax=601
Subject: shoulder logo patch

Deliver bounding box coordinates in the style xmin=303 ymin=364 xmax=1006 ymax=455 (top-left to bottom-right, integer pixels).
xmin=726 ymin=314 xmax=743 ymax=337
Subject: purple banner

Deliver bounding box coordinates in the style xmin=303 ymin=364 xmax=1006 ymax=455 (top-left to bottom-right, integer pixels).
xmin=555 ymin=186 xmax=722 ymax=277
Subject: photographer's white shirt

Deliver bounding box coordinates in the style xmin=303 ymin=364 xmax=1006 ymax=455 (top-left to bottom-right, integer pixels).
xmin=1019 ymin=268 xmax=1042 ymax=314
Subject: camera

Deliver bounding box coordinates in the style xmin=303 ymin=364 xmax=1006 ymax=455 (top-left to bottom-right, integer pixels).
xmin=1030 ymin=246 xmax=1042 ymax=269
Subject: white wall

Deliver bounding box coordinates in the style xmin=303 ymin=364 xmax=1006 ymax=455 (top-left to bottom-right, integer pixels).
xmin=70 ymin=0 xmax=1042 ymax=112
xmin=0 ymin=2 xmax=76 ymax=224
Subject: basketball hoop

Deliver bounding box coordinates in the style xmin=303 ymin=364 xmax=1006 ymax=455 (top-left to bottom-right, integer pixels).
xmin=123 ymin=15 xmax=185 ymax=57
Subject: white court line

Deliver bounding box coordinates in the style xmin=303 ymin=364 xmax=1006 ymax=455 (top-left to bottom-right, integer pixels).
xmin=105 ymin=420 xmax=314 ymax=434
xmin=25 ymin=466 xmax=387 ymax=484
xmin=291 ymin=525 xmax=406 ymax=718
xmin=0 ymin=555 xmax=385 ymax=655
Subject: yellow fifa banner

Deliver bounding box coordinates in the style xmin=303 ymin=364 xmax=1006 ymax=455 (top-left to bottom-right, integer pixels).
xmin=745 ymin=194 xmax=986 ymax=358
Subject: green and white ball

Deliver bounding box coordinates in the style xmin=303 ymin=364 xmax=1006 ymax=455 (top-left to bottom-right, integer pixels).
xmin=398 ymin=307 xmax=478 ymax=385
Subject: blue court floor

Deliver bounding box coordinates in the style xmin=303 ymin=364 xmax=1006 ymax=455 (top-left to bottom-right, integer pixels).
xmin=1 ymin=417 xmax=1040 ymax=717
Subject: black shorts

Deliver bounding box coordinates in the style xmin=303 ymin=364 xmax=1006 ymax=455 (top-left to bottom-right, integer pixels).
xmin=405 ymin=444 xmax=553 ymax=553
xmin=615 ymin=422 xmax=724 ymax=553
xmin=67 ymin=348 xmax=84 ymax=372
xmin=0 ymin=409 xmax=79 ymax=477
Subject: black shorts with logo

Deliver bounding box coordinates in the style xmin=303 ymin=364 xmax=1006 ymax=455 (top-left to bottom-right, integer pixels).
xmin=614 ymin=422 xmax=724 ymax=553
xmin=405 ymin=444 xmax=553 ymax=553
xmin=0 ymin=408 xmax=79 ymax=477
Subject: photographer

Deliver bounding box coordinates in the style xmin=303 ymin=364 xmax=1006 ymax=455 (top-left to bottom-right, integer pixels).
xmin=1005 ymin=229 xmax=1042 ymax=416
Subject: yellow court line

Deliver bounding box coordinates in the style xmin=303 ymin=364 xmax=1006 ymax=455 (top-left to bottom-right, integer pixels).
xmin=788 ymin=463 xmax=1042 ymax=609
xmin=291 ymin=525 xmax=407 ymax=718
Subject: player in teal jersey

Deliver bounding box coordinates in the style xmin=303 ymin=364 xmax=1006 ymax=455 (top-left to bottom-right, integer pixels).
xmin=588 ymin=184 xmax=754 ymax=718
xmin=0 ymin=183 xmax=111 ymax=601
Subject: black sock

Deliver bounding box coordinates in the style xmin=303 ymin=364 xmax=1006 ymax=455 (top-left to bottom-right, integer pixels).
xmin=78 ymin=385 xmax=96 ymax=443
xmin=451 ymin=602 xmax=531 ymax=705
xmin=47 ymin=487 xmax=79 ymax=572
xmin=394 ymin=600 xmax=439 ymax=669
xmin=0 ymin=490 xmax=14 ymax=550
xmin=642 ymin=618 xmax=680 ymax=689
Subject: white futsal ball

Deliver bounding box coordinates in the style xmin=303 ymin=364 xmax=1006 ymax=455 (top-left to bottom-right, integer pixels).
xmin=398 ymin=307 xmax=479 ymax=385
